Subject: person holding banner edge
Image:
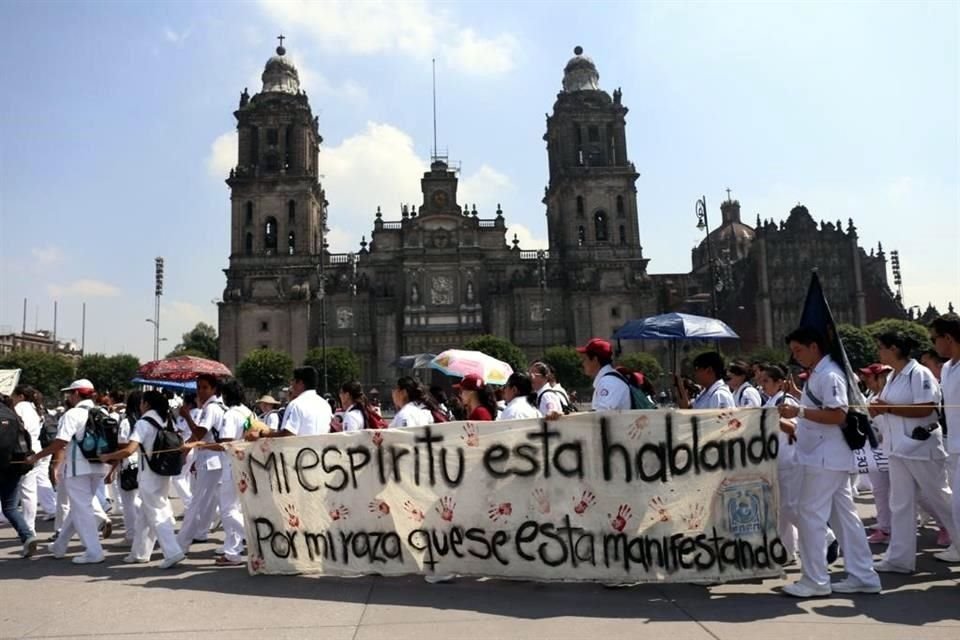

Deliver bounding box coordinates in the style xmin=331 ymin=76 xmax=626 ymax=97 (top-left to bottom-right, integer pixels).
xmin=929 ymin=313 xmax=960 ymax=563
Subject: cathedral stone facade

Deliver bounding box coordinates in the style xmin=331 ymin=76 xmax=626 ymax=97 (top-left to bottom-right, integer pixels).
xmin=218 ymin=44 xmax=903 ymax=388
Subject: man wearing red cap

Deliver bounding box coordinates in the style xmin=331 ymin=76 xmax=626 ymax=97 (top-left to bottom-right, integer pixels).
xmin=577 ymin=338 xmax=630 ymax=411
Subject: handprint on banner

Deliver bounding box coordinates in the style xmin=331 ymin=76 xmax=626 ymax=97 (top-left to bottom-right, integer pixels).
xmin=283 ymin=503 xmax=301 ymax=529
xmin=371 ymin=431 xmax=384 ymax=448
xmin=720 ymin=417 xmax=743 ymax=435
xmin=628 ymin=415 xmax=650 ymax=440
xmin=232 ymin=447 xmax=246 ymax=461
xmin=250 ymin=555 xmax=265 ymax=572
xmin=258 ymin=438 xmax=273 ymax=455
xmin=328 ymin=504 xmax=351 ymax=521
xmin=403 ymin=500 xmax=425 ymax=523
xmin=368 ymin=499 xmax=391 ymax=518
xmin=488 ymin=502 xmax=513 ymax=522
xmin=609 ymin=504 xmax=633 ymax=532
xmin=683 ymin=504 xmax=706 ymax=531
xmin=572 ymin=490 xmax=596 ymax=515
xmin=435 ymin=496 xmax=456 ymax=522
xmin=648 ymin=496 xmax=671 ymax=522
xmin=237 ymin=472 xmax=249 ymax=495
xmin=532 ymin=488 xmax=551 ymax=514
xmin=461 ymin=422 xmax=480 ymax=447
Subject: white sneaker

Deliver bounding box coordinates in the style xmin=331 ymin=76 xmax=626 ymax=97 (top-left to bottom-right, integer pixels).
xmin=160 ymin=552 xmax=186 ymax=569
xmin=72 ymin=555 xmax=105 ymax=565
xmin=123 ymin=554 xmax=149 ymax=564
xmin=21 ymin=536 xmax=39 ymax=558
xmin=46 ymin=544 xmax=65 ymax=559
xmin=832 ymin=577 xmax=881 ymax=594
xmin=934 ymin=547 xmax=960 ymax=563
xmin=424 ymin=574 xmax=455 ymax=584
xmin=782 ymin=580 xmax=831 ymax=598
xmin=874 ymin=560 xmax=912 ymax=574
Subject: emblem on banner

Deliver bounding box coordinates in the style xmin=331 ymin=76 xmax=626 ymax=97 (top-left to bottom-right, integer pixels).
xmin=720 ymin=479 xmax=773 ymax=537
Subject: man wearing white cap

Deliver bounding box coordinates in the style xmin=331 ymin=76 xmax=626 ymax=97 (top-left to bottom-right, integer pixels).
xmin=28 ymin=379 xmax=107 ymax=564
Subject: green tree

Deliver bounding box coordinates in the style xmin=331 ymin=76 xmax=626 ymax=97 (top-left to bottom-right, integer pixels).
xmin=616 ymin=352 xmax=664 ymax=384
xmin=542 ymin=346 xmax=591 ymax=391
xmin=837 ymin=324 xmax=878 ymax=370
xmin=168 ymin=322 xmax=219 ymax=360
xmin=235 ymin=348 xmax=293 ymax=395
xmin=864 ymin=318 xmax=932 ymax=350
xmin=303 ymin=347 xmax=360 ymax=393
xmin=76 ymin=353 xmax=141 ymax=393
xmin=462 ymin=334 xmax=527 ymax=373
xmin=745 ymin=345 xmax=790 ymax=368
xmin=0 ymin=350 xmax=75 ymax=399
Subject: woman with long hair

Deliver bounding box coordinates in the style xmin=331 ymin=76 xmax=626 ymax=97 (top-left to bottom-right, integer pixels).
xmin=389 ymin=377 xmax=436 ymax=428
xmin=871 ymin=331 xmax=959 ymax=572
xmin=339 ymin=381 xmax=383 ymax=431
xmin=498 ymin=373 xmax=542 ymax=421
xmin=759 ymin=365 xmax=801 ymax=562
xmin=455 ymin=374 xmax=498 ymax=420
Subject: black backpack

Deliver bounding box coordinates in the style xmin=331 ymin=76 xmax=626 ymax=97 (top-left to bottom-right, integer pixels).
xmin=0 ymin=403 xmax=33 ymax=478
xmin=39 ymin=413 xmax=59 ymax=448
xmin=77 ymin=407 xmax=120 ymax=461
xmin=141 ymin=416 xmax=185 ymax=476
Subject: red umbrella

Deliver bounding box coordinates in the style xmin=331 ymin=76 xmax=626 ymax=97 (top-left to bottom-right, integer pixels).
xmin=136 ymin=356 xmax=232 ymax=382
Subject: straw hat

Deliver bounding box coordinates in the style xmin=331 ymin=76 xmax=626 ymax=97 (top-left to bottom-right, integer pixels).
xmin=256 ymin=395 xmax=281 ymax=405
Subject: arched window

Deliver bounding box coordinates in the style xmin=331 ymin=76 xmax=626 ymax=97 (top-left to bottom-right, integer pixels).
xmin=288 ymin=231 xmax=296 ymax=255
xmin=594 ymin=210 xmax=608 ymax=242
xmin=619 ymin=225 xmax=627 ymax=245
xmin=577 ymin=225 xmax=586 ymax=247
xmin=264 ymin=216 xmax=278 ymax=254
xmin=288 ymin=200 xmax=296 ymax=225
xmin=576 ymin=196 xmax=584 ymax=217
xmin=245 ymin=201 xmax=253 ymax=225
xmin=616 ymin=195 xmax=624 ymax=217
xmin=245 ymin=232 xmax=253 ymax=256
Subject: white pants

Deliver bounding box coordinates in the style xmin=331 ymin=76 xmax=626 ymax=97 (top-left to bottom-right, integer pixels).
xmin=54 ymin=468 xmax=108 ymax=532
xmin=797 ymin=465 xmax=878 ymax=587
xmin=949 ymin=455 xmax=960 ymax=537
xmin=219 ymin=465 xmax=245 ymax=561
xmin=19 ymin=459 xmax=56 ymax=531
xmin=885 ymin=456 xmax=959 ymax=571
xmin=777 ymin=463 xmax=801 ymax=557
xmin=172 ymin=449 xmax=195 ymax=510
xmin=52 ymin=474 xmax=105 ymax=559
xmin=176 ymin=466 xmax=220 ymax=550
xmin=132 ymin=478 xmax=183 ymax=561
xmin=867 ymin=469 xmax=892 ymax=533
xmin=119 ymin=487 xmax=140 ymax=542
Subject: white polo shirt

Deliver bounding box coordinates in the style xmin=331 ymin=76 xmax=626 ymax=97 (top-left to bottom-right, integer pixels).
xmin=56 ymin=399 xmax=106 ymax=477
xmin=536 ymin=384 xmax=567 ymax=416
xmin=14 ymin=401 xmax=41 ymax=454
xmin=693 ymin=380 xmax=736 ymax=410
xmin=498 ymin=397 xmax=543 ymax=421
xmin=734 ymin=383 xmax=763 ymax=408
xmin=877 ymin=359 xmax=944 ymax=461
xmin=764 ymin=391 xmax=799 ymax=466
xmin=261 ymin=410 xmax=280 ymax=431
xmin=129 ymin=410 xmax=171 ymax=492
xmin=389 ymin=402 xmax=433 ymax=428
xmin=795 ymin=356 xmax=851 ymax=471
xmin=342 ymin=407 xmax=366 ymax=432
xmin=281 ymin=389 xmax=332 ymax=436
xmin=195 ymin=396 xmax=226 ymax=471
xmin=941 ymin=359 xmax=960 ymax=455
xmin=591 ymin=365 xmax=631 ymax=411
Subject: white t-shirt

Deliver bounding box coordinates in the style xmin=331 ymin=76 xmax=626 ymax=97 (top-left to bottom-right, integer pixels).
xmin=795 ymin=356 xmax=851 ymax=471
xmin=941 ymin=359 xmax=960 ymax=455
xmin=281 ymin=390 xmax=332 ymax=436
xmin=877 ymin=359 xmax=944 ymax=461
xmin=389 ymin=402 xmax=433 ymax=428
xmin=733 ymin=383 xmax=763 ymax=408
xmin=14 ymin=401 xmax=41 ymax=454
xmin=764 ymin=391 xmax=799 ymax=467
xmin=118 ymin=415 xmax=140 ymax=464
xmin=261 ymin=410 xmax=280 ymax=431
xmin=693 ymin=380 xmax=736 ymax=410
xmin=536 ymin=385 xmax=568 ymax=416
xmin=129 ymin=410 xmax=174 ymax=492
xmin=341 ymin=407 xmax=366 ymax=432
xmin=56 ymin=399 xmax=106 ymax=477
xmin=591 ymin=365 xmax=631 ymax=411
xmin=195 ymin=396 xmax=226 ymax=471
xmin=499 ymin=397 xmax=543 ymax=421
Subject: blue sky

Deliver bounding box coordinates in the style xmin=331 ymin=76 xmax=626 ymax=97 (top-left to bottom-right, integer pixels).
xmin=1 ymin=0 xmax=957 ymax=361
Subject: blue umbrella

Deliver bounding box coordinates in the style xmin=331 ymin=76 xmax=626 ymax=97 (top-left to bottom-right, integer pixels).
xmin=614 ymin=312 xmax=739 ymax=341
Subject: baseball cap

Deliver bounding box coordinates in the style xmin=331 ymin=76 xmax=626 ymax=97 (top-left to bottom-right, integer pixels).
xmin=576 ymin=338 xmax=613 ymax=360
xmin=453 ymin=373 xmax=485 ymax=392
xmin=61 ymin=379 xmax=95 ymax=392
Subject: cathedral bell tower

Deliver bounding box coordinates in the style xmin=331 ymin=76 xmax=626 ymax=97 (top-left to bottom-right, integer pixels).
xmin=543 ymin=47 xmax=643 ymax=261
xmin=219 ymin=39 xmax=329 ymax=368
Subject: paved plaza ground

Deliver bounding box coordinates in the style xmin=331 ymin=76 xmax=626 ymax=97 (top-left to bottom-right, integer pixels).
xmin=0 ymin=494 xmax=956 ymax=640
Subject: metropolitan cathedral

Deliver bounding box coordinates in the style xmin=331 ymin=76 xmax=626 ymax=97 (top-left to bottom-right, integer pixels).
xmin=218 ymin=43 xmax=902 ymax=385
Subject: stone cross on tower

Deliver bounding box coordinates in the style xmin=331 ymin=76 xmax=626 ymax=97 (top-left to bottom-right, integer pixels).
xmin=277 ymin=34 xmax=286 ymax=48
xmin=725 ymin=187 xmax=732 ymax=202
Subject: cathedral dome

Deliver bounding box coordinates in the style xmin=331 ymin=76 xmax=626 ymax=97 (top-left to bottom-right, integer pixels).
xmin=261 ymin=46 xmax=300 ymax=95
xmin=562 ymin=46 xmax=600 ymax=92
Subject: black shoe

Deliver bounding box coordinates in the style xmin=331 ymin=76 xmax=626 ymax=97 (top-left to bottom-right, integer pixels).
xmin=826 ymin=540 xmax=840 ymax=564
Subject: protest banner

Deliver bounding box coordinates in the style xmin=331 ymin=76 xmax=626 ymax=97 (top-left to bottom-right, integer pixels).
xmin=226 ymin=408 xmax=787 ymax=583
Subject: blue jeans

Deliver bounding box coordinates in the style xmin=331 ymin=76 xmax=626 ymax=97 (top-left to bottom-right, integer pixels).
xmin=0 ymin=473 xmax=34 ymax=542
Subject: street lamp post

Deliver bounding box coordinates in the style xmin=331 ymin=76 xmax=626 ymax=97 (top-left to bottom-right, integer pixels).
xmin=695 ymin=196 xmax=720 ymax=319
xmin=317 ymin=240 xmax=330 ymax=394
xmin=152 ymin=257 xmax=164 ymax=360
xmin=537 ymin=249 xmax=547 ymax=356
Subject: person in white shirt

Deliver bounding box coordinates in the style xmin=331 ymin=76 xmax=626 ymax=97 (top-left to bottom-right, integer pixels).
xmin=576 ymin=338 xmax=630 ymax=411
xmin=337 ymin=382 xmax=382 ymax=432
xmin=12 ymin=385 xmax=55 ymax=534
xmin=676 ymin=352 xmax=736 ymax=410
xmin=28 ymin=379 xmax=107 ymax=564
xmin=727 ymin=361 xmax=763 ymax=408
xmin=247 ymin=367 xmax=332 ymax=441
xmin=759 ymin=365 xmax=801 ymax=562
xmin=171 ymin=394 xmax=197 ymax=511
xmin=99 ymin=391 xmax=185 ymax=569
xmin=858 ymin=364 xmax=894 ymax=544
xmin=389 ymin=377 xmax=437 ymax=427
xmin=206 ymin=379 xmax=251 ymax=566
xmin=778 ymin=327 xmax=881 ymax=597
xmin=498 ymin=373 xmax=543 ymax=421
xmin=871 ymin=331 xmax=959 ymax=572
xmin=930 ymin=314 xmax=960 ymax=563
xmin=529 ymin=362 xmax=571 ymax=419
xmin=176 ymin=374 xmax=226 ymax=553
xmin=256 ymin=395 xmax=282 ymax=430
xmin=112 ymin=391 xmax=142 ymax=545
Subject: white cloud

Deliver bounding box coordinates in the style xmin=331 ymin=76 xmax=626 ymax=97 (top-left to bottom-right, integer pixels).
xmin=31 ymin=246 xmax=64 ymax=266
xmin=459 ymin=164 xmax=512 ymax=207
xmin=47 ymin=279 xmax=121 ymax=298
xmin=506 ymin=224 xmax=548 ymax=250
xmin=163 ymin=26 xmax=192 ymax=45
xmin=258 ymin=0 xmax=518 ymax=75
xmin=207 ymin=131 xmax=237 ymax=179
xmin=324 ymin=226 xmax=355 ymax=254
